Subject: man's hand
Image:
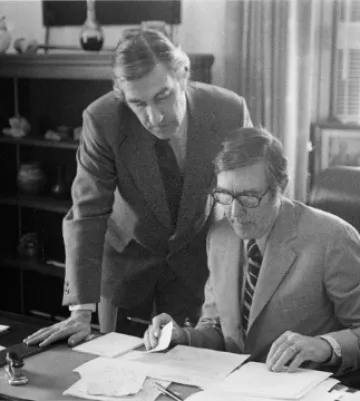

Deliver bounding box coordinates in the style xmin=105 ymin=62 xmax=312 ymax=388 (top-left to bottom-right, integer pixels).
xmin=23 ymin=310 xmax=92 ymax=347
xmin=143 ymin=313 xmax=187 ymax=351
xmin=266 ymin=331 xmax=333 ymax=373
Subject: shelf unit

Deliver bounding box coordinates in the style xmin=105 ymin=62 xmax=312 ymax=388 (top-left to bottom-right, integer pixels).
xmin=0 ymin=51 xmax=214 ymax=322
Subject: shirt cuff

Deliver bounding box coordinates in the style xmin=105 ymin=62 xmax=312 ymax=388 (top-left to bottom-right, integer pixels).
xmin=319 ymin=335 xmax=342 ymax=366
xmin=69 ymin=304 xmax=96 ymax=312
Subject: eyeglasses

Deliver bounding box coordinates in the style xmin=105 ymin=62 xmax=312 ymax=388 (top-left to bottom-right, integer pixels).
xmin=212 ymin=187 xmax=271 ymax=208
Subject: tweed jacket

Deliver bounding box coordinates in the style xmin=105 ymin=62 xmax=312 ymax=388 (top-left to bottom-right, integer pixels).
xmin=188 ymin=198 xmax=360 ymax=375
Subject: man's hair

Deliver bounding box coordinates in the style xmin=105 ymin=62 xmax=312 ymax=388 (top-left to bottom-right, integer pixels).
xmin=214 ymin=127 xmax=289 ymax=194
xmin=112 ymin=28 xmax=190 ymax=96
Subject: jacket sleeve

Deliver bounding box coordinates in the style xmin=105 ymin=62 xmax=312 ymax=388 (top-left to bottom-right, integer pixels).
xmin=323 ymin=221 xmax=360 ymax=375
xmin=62 ymin=109 xmax=117 ymax=306
xmin=184 ymin=275 xmax=225 ymax=350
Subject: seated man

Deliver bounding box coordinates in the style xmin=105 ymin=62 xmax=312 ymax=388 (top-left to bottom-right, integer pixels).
xmin=144 ymin=127 xmax=360 ymax=376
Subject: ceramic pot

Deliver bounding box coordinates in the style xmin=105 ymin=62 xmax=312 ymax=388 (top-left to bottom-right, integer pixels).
xmin=79 ymin=0 xmax=104 ymax=51
xmin=0 ymin=15 xmax=11 ymax=54
xmin=17 ymin=163 xmax=46 ymax=194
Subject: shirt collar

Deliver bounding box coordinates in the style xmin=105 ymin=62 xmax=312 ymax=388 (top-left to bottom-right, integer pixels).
xmin=170 ymin=110 xmax=188 ymax=144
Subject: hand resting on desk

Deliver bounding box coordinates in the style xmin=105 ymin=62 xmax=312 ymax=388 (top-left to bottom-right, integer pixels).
xmin=144 ymin=313 xmax=186 ymax=351
xmin=23 ymin=310 xmax=92 ymax=347
xmin=266 ymin=330 xmax=333 ymax=373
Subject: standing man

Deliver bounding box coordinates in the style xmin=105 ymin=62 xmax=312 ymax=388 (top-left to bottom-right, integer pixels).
xmin=145 ymin=127 xmax=360 ymax=376
xmin=25 ymin=28 xmax=252 ymax=347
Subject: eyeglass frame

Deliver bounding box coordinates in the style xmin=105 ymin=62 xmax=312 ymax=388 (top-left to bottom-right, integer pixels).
xmin=211 ymin=186 xmax=271 ymax=208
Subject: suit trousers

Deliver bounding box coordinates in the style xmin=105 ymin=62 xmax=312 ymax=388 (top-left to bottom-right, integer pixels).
xmin=99 ymin=233 xmax=209 ymax=336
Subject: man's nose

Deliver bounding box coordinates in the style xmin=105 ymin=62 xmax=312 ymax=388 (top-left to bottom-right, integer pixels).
xmin=146 ymin=105 xmax=164 ymax=126
xmin=230 ymin=198 xmax=246 ymax=217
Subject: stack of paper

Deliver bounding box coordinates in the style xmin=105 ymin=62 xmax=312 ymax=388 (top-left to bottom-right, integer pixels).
xmin=118 ymin=345 xmax=250 ymax=388
xmin=69 ymin=344 xmax=249 ymax=391
xmin=72 ymin=332 xmax=144 ymax=358
xmin=187 ymin=378 xmax=340 ymax=401
xmin=208 ymin=362 xmax=333 ymax=399
xmin=185 ymin=362 xmax=336 ymax=401
xmin=64 ymin=357 xmax=171 ymax=401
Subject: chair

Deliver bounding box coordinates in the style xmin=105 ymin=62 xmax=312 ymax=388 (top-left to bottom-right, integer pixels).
xmin=308 ymin=166 xmax=360 ymax=233
xmin=309 ymin=166 xmax=360 ymax=389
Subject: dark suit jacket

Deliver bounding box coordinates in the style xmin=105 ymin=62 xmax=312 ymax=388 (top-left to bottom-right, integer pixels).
xmin=62 ymin=81 xmax=252 ymax=309
xmin=188 ymin=198 xmax=360 ymax=375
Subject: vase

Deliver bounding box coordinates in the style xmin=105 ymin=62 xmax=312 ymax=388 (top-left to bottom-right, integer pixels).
xmin=51 ymin=165 xmax=68 ymax=198
xmin=79 ymin=0 xmax=104 ymax=51
xmin=0 ymin=15 xmax=11 ymax=54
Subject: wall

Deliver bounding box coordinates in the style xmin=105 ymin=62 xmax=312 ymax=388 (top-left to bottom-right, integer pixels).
xmin=0 ymin=0 xmax=226 ymax=86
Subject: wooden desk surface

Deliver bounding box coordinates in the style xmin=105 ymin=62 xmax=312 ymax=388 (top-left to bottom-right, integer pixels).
xmin=0 ymin=344 xmax=199 ymax=400
xmin=0 ymin=311 xmax=199 ymax=400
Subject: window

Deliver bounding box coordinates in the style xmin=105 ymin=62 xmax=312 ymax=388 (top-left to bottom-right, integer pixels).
xmin=332 ymin=0 xmax=360 ymax=124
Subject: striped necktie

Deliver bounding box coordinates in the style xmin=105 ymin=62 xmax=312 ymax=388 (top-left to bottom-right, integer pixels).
xmin=242 ymin=239 xmax=263 ymax=333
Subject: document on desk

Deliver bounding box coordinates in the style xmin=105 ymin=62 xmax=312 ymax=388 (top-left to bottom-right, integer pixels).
xmin=186 ymin=377 xmax=339 ymax=401
xmin=86 ymin=366 xmax=146 ymax=396
xmin=208 ymin=362 xmax=333 ymax=400
xmin=72 ymin=332 xmax=143 ymax=358
xmin=338 ymin=393 xmax=360 ymax=401
xmin=64 ymin=377 xmax=171 ymax=401
xmin=186 ymin=380 xmax=339 ymax=401
xmin=100 ymin=345 xmax=249 ymax=388
xmin=66 ymin=357 xmax=172 ymax=401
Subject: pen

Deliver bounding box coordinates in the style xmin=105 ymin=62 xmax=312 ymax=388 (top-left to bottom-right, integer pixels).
xmin=127 ymin=317 xmax=151 ymax=325
xmin=153 ymin=382 xmax=184 ymax=401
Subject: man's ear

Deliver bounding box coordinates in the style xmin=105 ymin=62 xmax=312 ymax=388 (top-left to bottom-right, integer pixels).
xmin=183 ymin=66 xmax=190 ymax=83
xmin=113 ymin=80 xmax=123 ymax=99
xmin=178 ymin=66 xmax=190 ymax=89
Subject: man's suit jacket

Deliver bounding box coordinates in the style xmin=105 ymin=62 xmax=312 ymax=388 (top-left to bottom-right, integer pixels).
xmin=62 ymin=81 xmax=252 ymax=308
xmin=189 ymin=198 xmax=360 ymax=375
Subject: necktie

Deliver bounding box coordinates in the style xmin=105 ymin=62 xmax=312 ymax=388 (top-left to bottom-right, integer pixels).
xmin=242 ymin=239 xmax=263 ymax=333
xmin=154 ymin=138 xmax=184 ymax=227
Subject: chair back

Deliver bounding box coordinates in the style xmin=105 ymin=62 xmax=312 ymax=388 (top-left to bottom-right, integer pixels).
xmin=308 ymin=166 xmax=360 ymax=233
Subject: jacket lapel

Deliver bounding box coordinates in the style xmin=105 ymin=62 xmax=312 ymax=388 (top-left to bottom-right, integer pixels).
xmin=119 ymin=106 xmax=171 ymax=228
xmin=216 ymin=222 xmax=245 ymax=351
xmin=247 ymin=199 xmax=299 ymax=332
xmin=175 ymin=84 xmax=219 ymax=234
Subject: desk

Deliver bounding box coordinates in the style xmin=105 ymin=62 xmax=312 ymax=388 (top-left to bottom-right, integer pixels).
xmin=0 ymin=311 xmax=199 ymax=400
xmin=0 ymin=344 xmax=199 ymax=400
xmin=0 ymin=312 xmax=359 ymax=400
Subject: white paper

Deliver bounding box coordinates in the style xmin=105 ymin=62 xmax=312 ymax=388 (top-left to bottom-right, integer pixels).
xmin=146 ymin=321 xmax=173 ymax=353
xmin=338 ymin=394 xmax=360 ymax=401
xmin=72 ymin=332 xmax=143 ymax=358
xmin=187 ymin=393 xmax=277 ymax=401
xmin=64 ymin=377 xmax=170 ymax=401
xmin=117 ymin=345 xmax=249 ymax=388
xmin=76 ymin=349 xmax=248 ymax=389
xmin=86 ymin=366 xmax=146 ymax=397
xmin=186 ymin=377 xmax=340 ymax=401
xmin=209 ymin=362 xmax=332 ymax=400
xmin=0 ymin=324 xmax=9 ymax=333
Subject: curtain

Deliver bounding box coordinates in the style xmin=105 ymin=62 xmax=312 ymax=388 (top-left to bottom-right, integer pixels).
xmin=225 ymin=0 xmax=319 ymax=201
